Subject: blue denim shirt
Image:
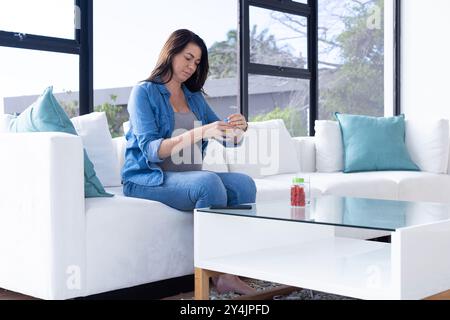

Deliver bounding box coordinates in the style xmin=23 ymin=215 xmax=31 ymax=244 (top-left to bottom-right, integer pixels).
xmin=122 ymin=81 xmax=235 ymax=187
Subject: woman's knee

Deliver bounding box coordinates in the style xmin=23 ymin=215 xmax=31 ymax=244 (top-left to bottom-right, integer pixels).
xmin=199 ymin=171 xmax=224 ymax=188
xmin=195 ymin=172 xmax=228 ymax=205
xmin=237 ymin=174 xmax=257 ymax=202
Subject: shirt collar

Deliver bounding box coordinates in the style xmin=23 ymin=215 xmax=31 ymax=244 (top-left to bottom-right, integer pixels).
xmin=181 ymin=84 xmax=195 ymax=98
xmin=155 ymin=78 xmax=195 ymax=98
xmin=155 ymin=82 xmax=170 ymax=95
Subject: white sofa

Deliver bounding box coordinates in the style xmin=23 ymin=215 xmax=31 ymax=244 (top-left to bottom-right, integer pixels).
xmin=1 ymin=117 xmax=449 ymax=299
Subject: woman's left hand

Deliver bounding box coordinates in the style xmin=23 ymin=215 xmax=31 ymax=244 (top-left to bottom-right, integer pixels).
xmin=226 ymin=113 xmax=248 ymax=132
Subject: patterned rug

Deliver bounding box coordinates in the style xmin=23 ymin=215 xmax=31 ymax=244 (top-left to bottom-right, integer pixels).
xmin=208 ymin=278 xmax=357 ymax=300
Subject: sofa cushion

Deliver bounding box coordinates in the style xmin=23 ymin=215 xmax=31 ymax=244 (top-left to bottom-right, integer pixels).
xmin=226 ymin=119 xmax=300 ymax=178
xmin=315 ymin=120 xmax=344 ymax=172
xmin=260 ymin=173 xmax=322 ymax=199
xmin=335 ymin=113 xmax=419 ymax=173
xmin=253 ymin=178 xmax=292 ymax=203
xmin=112 ymin=136 xmax=127 ymax=175
xmin=123 ymin=121 xmax=130 ymax=135
xmin=405 ymin=118 xmax=449 ymax=174
xmin=71 ymin=112 xmax=122 ymax=187
xmin=393 ymin=171 xmax=450 ymax=203
xmin=258 ymin=171 xmax=414 ymax=202
xmin=292 ymin=137 xmax=316 ymax=173
xmin=85 ymin=188 xmax=193 ymax=295
xmin=0 ymin=114 xmax=15 ymax=133
xmin=8 ymin=87 xmax=112 ymax=198
xmin=303 ymin=172 xmax=400 ymax=201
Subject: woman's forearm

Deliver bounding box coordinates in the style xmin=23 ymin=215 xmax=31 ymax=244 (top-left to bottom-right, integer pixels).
xmin=157 ymin=127 xmax=204 ymax=159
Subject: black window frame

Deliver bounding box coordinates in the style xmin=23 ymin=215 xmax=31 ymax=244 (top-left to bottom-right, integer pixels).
xmin=239 ymin=0 xmax=317 ymax=134
xmin=394 ymin=0 xmax=401 ymax=116
xmin=239 ymin=0 xmax=402 ymax=136
xmin=0 ymin=0 xmax=93 ymax=115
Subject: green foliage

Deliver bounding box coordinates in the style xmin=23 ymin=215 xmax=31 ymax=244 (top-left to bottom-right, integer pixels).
xmin=60 ymin=94 xmax=128 ymax=138
xmin=208 ymin=30 xmax=238 ymax=79
xmin=250 ymin=106 xmax=306 ymax=137
xmin=249 ymin=26 xmax=306 ymax=68
xmin=94 ymin=95 xmax=129 ymax=138
xmin=209 ymin=0 xmax=385 ymax=125
xmin=320 ymin=0 xmax=384 ymax=119
xmin=208 ymin=26 xmax=305 ymax=79
xmin=59 ymin=100 xmax=79 ymax=119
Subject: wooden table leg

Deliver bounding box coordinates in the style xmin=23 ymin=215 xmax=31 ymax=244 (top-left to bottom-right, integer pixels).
xmin=425 ymin=289 xmax=450 ymax=300
xmin=195 ymin=268 xmax=224 ymax=300
xmin=195 ymin=268 xmax=210 ymax=300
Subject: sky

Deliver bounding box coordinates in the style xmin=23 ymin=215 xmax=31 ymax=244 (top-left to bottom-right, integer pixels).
xmin=0 ymin=0 xmax=380 ymax=112
xmin=0 ymin=0 xmax=240 ymax=110
xmin=0 ymin=0 xmax=316 ymax=107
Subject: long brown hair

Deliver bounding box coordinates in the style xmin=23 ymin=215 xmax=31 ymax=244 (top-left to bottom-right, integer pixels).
xmin=145 ymin=29 xmax=209 ymax=93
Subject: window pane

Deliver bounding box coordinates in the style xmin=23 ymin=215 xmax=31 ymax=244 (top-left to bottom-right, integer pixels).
xmin=1 ymin=47 xmax=79 ymax=117
xmin=250 ymin=6 xmax=308 ymax=69
xmin=318 ymin=0 xmax=387 ymax=119
xmin=204 ymin=79 xmax=239 ymax=121
xmin=0 ymin=0 xmax=75 ymax=39
xmin=248 ymin=75 xmax=310 ymax=137
xmin=94 ymin=0 xmax=238 ymax=137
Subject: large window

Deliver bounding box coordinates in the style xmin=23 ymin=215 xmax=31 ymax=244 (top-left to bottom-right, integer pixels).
xmin=240 ymin=0 xmax=399 ymax=136
xmin=317 ymin=0 xmax=396 ymax=120
xmin=94 ymin=0 xmax=239 ymax=137
xmin=0 ymin=47 xmax=79 ymax=116
xmin=240 ymin=0 xmax=316 ymax=136
xmin=1 ymin=0 xmax=399 ymax=137
xmin=0 ymin=0 xmax=75 ymax=40
xmin=0 ymin=0 xmax=92 ymax=116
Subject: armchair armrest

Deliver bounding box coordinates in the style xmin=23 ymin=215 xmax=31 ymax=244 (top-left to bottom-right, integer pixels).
xmin=0 ymin=132 xmax=86 ymax=299
xmin=292 ymin=136 xmax=316 ymax=173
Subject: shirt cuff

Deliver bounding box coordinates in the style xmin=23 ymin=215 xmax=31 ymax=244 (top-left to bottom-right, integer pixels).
xmin=148 ymin=138 xmax=165 ymax=163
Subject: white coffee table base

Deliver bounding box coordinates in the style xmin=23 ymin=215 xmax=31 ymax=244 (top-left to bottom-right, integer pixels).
xmin=194 ymin=210 xmax=450 ymax=300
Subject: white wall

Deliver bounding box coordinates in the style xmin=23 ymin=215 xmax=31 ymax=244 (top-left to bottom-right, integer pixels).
xmin=402 ymin=0 xmax=450 ymax=120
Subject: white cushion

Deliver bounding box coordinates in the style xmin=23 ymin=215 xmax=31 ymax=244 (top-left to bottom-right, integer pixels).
xmin=226 ymin=119 xmax=301 ymax=178
xmin=292 ymin=137 xmax=316 ymax=173
xmin=308 ymin=172 xmax=399 ymax=201
xmin=112 ymin=136 xmax=126 ymax=175
xmin=123 ymin=121 xmax=130 ymax=135
xmin=202 ymin=139 xmax=229 ymax=172
xmin=0 ymin=114 xmax=15 ymax=133
xmin=314 ymin=120 xmax=343 ymax=172
xmin=405 ymin=118 xmax=450 ymax=174
xmin=71 ymin=112 xmax=122 ymax=187
xmin=86 ymin=188 xmax=194 ymax=295
xmin=253 ymin=178 xmax=292 ymax=203
xmin=260 ymin=173 xmax=322 ymax=198
xmin=395 ymin=171 xmax=450 ymax=203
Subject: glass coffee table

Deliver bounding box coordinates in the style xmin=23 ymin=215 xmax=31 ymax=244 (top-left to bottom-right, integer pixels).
xmin=194 ymin=196 xmax=450 ymax=300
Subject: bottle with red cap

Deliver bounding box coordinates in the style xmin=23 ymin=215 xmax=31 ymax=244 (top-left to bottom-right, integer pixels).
xmin=291 ymin=177 xmax=306 ymax=207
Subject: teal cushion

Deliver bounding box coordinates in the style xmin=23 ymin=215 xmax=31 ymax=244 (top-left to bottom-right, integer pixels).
xmin=9 ymin=87 xmax=113 ymax=198
xmin=335 ymin=113 xmax=419 ymax=173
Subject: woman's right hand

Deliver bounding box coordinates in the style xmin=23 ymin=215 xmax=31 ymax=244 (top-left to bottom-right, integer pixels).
xmin=202 ymin=121 xmax=234 ymax=140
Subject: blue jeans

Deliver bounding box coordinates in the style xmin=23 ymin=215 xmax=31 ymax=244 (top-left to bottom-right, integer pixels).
xmin=123 ymin=171 xmax=257 ymax=211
